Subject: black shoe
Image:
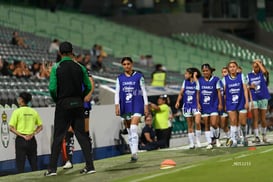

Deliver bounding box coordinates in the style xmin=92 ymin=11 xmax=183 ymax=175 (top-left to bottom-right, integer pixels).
xmin=130 ymin=154 xmax=138 ymax=162
xmin=80 ymin=167 xmax=96 ymax=174
xmin=253 ymin=136 xmax=261 ymax=143
xmin=44 ymin=170 xmax=57 ymax=176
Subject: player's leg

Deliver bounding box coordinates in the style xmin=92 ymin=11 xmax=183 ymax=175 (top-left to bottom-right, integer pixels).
xmin=228 ymin=111 xmax=238 ymax=147
xmin=130 ymin=114 xmax=141 ymax=162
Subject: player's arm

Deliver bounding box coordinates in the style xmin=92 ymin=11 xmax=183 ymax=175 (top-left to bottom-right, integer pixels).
xmin=115 ymin=78 xmax=120 ymax=116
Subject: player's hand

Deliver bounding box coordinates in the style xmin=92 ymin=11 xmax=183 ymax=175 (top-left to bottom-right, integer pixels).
xmin=175 ymin=102 xmax=179 ymax=109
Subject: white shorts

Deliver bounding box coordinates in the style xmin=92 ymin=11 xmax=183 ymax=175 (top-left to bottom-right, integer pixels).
xmin=201 ymin=112 xmax=219 ymax=117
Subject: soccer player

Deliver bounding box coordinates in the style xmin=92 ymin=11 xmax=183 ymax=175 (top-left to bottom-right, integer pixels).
xmin=222 ymin=60 xmax=249 ymax=147
xmin=219 ymin=67 xmax=231 ymax=146
xmin=197 ymin=64 xmax=222 ymax=149
xmin=115 ymin=57 xmax=149 ymax=162
xmin=247 ymin=59 xmax=270 ymax=143
xmin=175 ymin=67 xmax=202 ymax=149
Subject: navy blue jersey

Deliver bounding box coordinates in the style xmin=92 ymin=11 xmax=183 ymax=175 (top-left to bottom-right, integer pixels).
xmin=198 ymin=76 xmax=220 ymax=114
xmin=181 ymin=80 xmax=198 ymax=113
xmin=224 ymin=73 xmax=245 ymax=111
xmin=82 ymin=69 xmax=93 ymax=110
xmin=248 ymin=71 xmax=270 ymax=101
xmin=118 ymin=71 xmax=145 ymax=116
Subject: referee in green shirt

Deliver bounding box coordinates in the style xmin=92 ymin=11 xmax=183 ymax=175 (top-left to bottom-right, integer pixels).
xmin=9 ymin=92 xmax=43 ymax=173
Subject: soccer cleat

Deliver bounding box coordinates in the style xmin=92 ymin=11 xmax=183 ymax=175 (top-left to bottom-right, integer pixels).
xmin=216 ymin=139 xmax=221 ymax=147
xmin=189 ymin=143 xmax=195 ymax=149
xmin=226 ymin=138 xmax=233 ymax=147
xmin=206 ymin=144 xmax=213 ymax=149
xmin=243 ymin=137 xmax=248 ymax=147
xmin=130 ymin=154 xmax=138 ymax=162
xmin=262 ymin=135 xmax=268 ymax=143
xmin=63 ymin=160 xmax=73 ymax=169
xmin=44 ymin=170 xmax=57 ymax=176
xmin=80 ymin=167 xmax=96 ymax=174
xmin=231 ymin=141 xmax=237 ymax=148
xmin=253 ymin=136 xmax=261 ymax=143
xmin=211 ymin=137 xmax=216 ymax=145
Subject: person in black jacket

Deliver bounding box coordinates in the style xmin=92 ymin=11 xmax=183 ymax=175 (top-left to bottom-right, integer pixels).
xmin=44 ymin=41 xmax=95 ymax=176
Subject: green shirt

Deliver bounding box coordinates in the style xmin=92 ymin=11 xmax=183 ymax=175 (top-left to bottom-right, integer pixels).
xmin=9 ymin=106 xmax=43 ymax=135
xmin=154 ymin=104 xmax=169 ymax=129
xmin=49 ymin=56 xmax=91 ymax=102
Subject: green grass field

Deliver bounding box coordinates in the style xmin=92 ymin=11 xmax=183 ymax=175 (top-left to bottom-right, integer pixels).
xmin=1 ymin=144 xmax=273 ymax=182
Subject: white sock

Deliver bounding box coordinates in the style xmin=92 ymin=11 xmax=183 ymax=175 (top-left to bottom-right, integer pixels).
xmin=205 ymin=131 xmax=212 ymax=144
xmin=188 ymin=132 xmax=194 ymax=146
xmin=261 ymin=127 xmax=267 ymax=135
xmin=225 ymin=131 xmax=230 ymax=138
xmin=230 ymin=126 xmax=237 ymax=143
xmin=126 ymin=128 xmax=131 ymax=135
xmin=130 ymin=124 xmax=139 ymax=155
xmin=214 ymin=128 xmax=220 ymax=139
xmin=127 ymin=129 xmax=132 ymax=152
xmin=210 ymin=126 xmax=214 ymax=138
xmin=254 ymin=128 xmax=259 ymax=137
xmin=240 ymin=125 xmax=246 ymax=137
xmin=195 ymin=130 xmax=201 ymax=143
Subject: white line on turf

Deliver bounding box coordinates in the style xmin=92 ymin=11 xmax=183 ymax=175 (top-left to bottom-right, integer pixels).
xmin=130 ymin=164 xmax=201 ymax=182
xmin=259 ymin=148 xmax=273 ymax=153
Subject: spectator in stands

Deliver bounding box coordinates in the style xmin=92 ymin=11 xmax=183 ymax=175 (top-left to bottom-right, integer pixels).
xmin=0 ymin=59 xmax=14 ymax=76
xmin=151 ymin=64 xmax=167 ymax=87
xmin=83 ymin=53 xmax=91 ymax=66
xmin=48 ymin=39 xmax=60 ymax=54
xmin=91 ymin=55 xmax=106 ymax=72
xmin=75 ymin=54 xmax=83 ymax=63
xmin=97 ymin=45 xmax=108 ymax=57
xmin=13 ymin=61 xmax=31 ymax=78
xmin=146 ymin=55 xmax=153 ymax=67
xmin=139 ymin=114 xmax=165 ymax=151
xmin=139 ymin=55 xmax=147 ymax=66
xmin=9 ymin=92 xmax=43 ymax=173
xmin=90 ymin=44 xmax=100 ymax=57
xmin=149 ymin=94 xmax=170 ymax=148
xmin=11 ymin=31 xmax=27 ymax=48
xmin=37 ymin=62 xmax=50 ymax=79
xmin=30 ymin=62 xmax=41 ymax=77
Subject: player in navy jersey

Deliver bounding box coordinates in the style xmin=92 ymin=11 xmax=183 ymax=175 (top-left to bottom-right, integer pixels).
xmin=115 ymin=57 xmax=149 ymax=162
xmin=197 ymin=64 xmax=222 ymax=149
xmin=222 ymin=61 xmax=249 ymax=147
xmin=219 ymin=67 xmax=231 ymax=146
xmin=247 ymin=59 xmax=270 ymax=143
xmin=175 ymin=67 xmax=202 ymax=149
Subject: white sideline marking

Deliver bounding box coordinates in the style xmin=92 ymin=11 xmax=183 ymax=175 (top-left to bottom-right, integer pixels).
xmin=259 ymin=148 xmax=273 ymax=154
xmin=131 ymin=164 xmax=200 ymax=182
xmin=235 ymin=154 xmax=251 ymax=159
xmin=218 ymin=158 xmax=232 ymax=162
